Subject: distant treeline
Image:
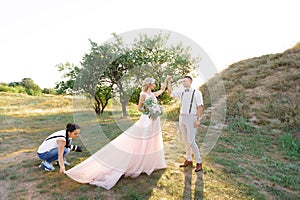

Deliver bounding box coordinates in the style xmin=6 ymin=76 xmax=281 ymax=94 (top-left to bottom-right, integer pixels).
xmin=0 ymin=78 xmax=57 ymax=96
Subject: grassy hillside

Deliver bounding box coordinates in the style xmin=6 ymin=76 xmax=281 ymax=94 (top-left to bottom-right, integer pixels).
xmin=199 ymin=42 xmax=300 ymax=199
xmin=224 ymin=44 xmax=299 ymax=129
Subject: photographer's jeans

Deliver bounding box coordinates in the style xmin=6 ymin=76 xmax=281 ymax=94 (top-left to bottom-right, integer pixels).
xmin=37 ymin=147 xmax=70 ymax=163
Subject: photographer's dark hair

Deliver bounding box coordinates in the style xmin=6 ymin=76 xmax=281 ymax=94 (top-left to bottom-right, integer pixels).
xmin=184 ymin=75 xmax=193 ymax=82
xmin=66 ymin=123 xmax=80 ymax=133
xmin=65 ymin=123 xmax=80 ymax=147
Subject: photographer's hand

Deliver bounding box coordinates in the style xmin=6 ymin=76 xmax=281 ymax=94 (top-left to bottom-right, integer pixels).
xmin=59 ymin=166 xmax=65 ymax=174
xmin=70 ymin=145 xmax=82 ymax=152
xmin=75 ymin=146 xmax=82 ymax=152
xmin=57 ymin=140 xmax=66 ymax=173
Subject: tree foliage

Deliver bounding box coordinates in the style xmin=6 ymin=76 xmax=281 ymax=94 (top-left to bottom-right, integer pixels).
xmin=1 ymin=79 xmax=57 ymax=96
xmin=55 ymin=62 xmax=80 ymax=94
xmin=119 ymin=33 xmax=200 ymax=105
xmin=0 ymin=82 xmax=26 ymax=93
xmin=20 ymin=78 xmax=42 ymax=96
xmin=57 ymin=32 xmax=200 ymax=116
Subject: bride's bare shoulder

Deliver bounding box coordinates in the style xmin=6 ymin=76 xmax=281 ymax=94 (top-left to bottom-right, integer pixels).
xmin=140 ymin=91 xmax=146 ymax=97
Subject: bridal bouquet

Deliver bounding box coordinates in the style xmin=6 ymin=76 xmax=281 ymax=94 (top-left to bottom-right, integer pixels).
xmin=142 ymin=98 xmax=163 ymax=119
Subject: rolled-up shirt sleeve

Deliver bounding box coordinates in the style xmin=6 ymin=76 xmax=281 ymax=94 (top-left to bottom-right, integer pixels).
xmin=195 ymin=90 xmax=204 ymax=107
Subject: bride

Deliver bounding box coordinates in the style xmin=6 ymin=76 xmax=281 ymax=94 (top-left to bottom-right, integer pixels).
xmin=65 ymin=76 xmax=170 ymax=190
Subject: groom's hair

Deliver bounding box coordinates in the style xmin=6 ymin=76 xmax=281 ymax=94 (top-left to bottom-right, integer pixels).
xmin=184 ymin=76 xmax=193 ymax=82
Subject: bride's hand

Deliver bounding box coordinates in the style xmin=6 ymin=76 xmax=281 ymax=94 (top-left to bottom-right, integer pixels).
xmin=166 ymin=75 xmax=172 ymax=83
xmin=166 ymin=75 xmax=171 ymax=81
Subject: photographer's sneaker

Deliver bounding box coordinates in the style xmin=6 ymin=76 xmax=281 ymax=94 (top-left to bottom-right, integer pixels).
xmin=64 ymin=160 xmax=70 ymax=166
xmin=39 ymin=161 xmax=55 ymax=171
xmin=56 ymin=159 xmax=71 ymax=166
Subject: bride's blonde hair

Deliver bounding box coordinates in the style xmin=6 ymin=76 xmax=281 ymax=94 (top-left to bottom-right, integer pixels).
xmin=142 ymin=77 xmax=155 ymax=92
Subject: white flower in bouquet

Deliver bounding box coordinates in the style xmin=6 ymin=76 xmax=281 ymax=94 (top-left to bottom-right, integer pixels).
xmin=142 ymin=98 xmax=163 ymax=119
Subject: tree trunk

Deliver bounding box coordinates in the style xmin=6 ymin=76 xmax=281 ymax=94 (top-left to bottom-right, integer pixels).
xmin=94 ymin=96 xmax=101 ymax=115
xmin=117 ymin=80 xmax=128 ymax=118
xmin=100 ymin=99 xmax=109 ymax=114
xmin=120 ymin=98 xmax=128 ymax=117
xmin=95 ymin=106 xmax=101 ymax=115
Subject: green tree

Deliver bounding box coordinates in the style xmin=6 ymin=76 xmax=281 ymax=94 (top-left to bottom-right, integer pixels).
xmin=8 ymin=82 xmax=21 ymax=87
xmin=72 ymin=38 xmax=123 ymax=115
xmin=58 ymin=32 xmax=200 ymax=116
xmin=77 ymin=36 xmax=131 ymax=116
xmin=93 ymin=84 xmax=113 ymax=114
xmin=55 ymin=62 xmax=80 ymax=94
xmin=42 ymin=88 xmax=57 ymax=95
xmin=120 ymin=33 xmax=200 ymax=105
xmin=20 ymin=78 xmax=42 ymax=96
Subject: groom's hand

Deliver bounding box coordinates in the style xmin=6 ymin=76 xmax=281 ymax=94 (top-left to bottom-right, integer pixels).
xmin=166 ymin=75 xmax=171 ymax=83
xmin=194 ymin=120 xmax=200 ymax=128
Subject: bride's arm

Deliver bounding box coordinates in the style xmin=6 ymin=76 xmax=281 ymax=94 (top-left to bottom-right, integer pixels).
xmin=138 ymin=93 xmax=146 ymax=112
xmin=153 ymin=77 xmax=169 ymax=97
xmin=167 ymin=79 xmax=172 ymax=96
xmin=153 ymin=83 xmax=166 ymax=97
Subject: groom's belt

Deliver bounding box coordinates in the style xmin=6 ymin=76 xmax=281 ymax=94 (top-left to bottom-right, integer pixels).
xmin=180 ymin=113 xmax=197 ymax=116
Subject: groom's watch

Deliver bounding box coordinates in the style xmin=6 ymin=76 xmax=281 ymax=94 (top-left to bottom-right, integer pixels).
xmin=197 ymin=116 xmax=202 ymax=121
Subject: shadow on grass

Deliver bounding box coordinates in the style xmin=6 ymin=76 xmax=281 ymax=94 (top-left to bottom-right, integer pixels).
xmin=36 ymin=167 xmax=167 ymax=199
xmin=113 ymin=168 xmax=167 ymax=199
xmin=183 ymin=166 xmax=204 ymax=200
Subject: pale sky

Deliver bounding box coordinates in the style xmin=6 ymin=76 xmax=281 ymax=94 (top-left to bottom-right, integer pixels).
xmin=0 ymin=0 xmax=299 ymax=88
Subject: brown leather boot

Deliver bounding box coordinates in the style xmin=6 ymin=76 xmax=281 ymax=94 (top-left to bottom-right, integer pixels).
xmin=179 ymin=160 xmax=193 ymax=167
xmin=195 ymin=163 xmax=202 ymax=172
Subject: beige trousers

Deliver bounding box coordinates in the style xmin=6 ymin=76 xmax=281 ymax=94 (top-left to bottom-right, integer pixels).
xmin=179 ymin=114 xmax=201 ymax=163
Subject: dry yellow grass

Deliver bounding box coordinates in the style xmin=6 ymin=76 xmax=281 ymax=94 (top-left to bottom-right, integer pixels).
xmin=0 ymin=92 xmax=258 ymax=199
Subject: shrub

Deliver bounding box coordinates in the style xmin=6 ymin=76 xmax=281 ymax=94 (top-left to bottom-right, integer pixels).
xmin=20 ymin=78 xmax=42 ymax=96
xmin=199 ymin=83 xmax=211 ymax=107
xmin=226 ymin=117 xmax=257 ymax=134
xmin=42 ymin=88 xmax=57 ymax=95
xmin=0 ymin=83 xmax=26 ymax=93
xmin=0 ymin=83 xmax=10 ymax=92
xmin=264 ymin=94 xmax=300 ymax=130
xmin=280 ymin=133 xmax=300 ymax=159
xmin=226 ymin=85 xmax=249 ymax=120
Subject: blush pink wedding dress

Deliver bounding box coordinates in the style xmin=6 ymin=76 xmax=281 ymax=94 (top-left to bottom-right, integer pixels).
xmin=65 ymin=92 xmax=167 ymax=190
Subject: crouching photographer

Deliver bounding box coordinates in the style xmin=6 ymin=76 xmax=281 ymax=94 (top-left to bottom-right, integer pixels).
xmin=37 ymin=123 xmax=82 ymax=173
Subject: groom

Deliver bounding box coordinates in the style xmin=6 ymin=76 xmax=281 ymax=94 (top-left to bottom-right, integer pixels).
xmin=167 ymin=75 xmax=204 ymax=172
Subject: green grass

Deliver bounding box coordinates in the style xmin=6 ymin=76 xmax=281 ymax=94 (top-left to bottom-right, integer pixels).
xmin=208 ymin=116 xmax=300 ymax=199
xmin=279 ymin=133 xmax=300 ymax=160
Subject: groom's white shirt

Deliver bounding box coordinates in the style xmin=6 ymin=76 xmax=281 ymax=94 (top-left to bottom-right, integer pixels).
xmin=171 ymin=88 xmax=203 ymax=115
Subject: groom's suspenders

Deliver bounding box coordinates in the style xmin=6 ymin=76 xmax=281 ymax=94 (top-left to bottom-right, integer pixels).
xmin=181 ymin=89 xmax=196 ymax=114
xmin=189 ymin=90 xmax=195 ymax=113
